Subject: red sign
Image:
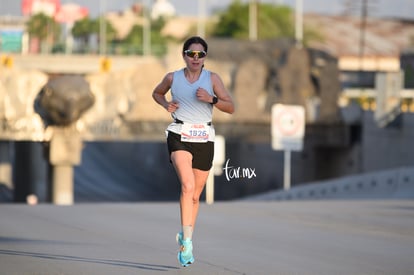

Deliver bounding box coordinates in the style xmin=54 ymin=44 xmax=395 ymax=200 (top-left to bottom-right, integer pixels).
xmin=55 ymin=3 xmax=89 ymax=23
xmin=22 ymin=0 xmax=60 ymax=17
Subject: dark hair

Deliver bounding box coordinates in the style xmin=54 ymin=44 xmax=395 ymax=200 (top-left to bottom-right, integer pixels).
xmin=182 ymin=36 xmax=208 ymax=54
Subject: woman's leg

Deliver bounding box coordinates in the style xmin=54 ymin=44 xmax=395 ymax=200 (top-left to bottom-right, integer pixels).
xmin=170 ymin=150 xmax=195 ymax=229
xmin=191 ymin=168 xmax=210 ymax=229
xmin=171 ymin=150 xmax=196 ymax=265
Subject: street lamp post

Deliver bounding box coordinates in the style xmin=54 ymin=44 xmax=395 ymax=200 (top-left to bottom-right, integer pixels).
xmin=143 ymin=0 xmax=151 ymax=56
xmin=295 ymin=0 xmax=303 ymax=47
xmin=197 ymin=0 xmax=206 ymax=37
xmin=249 ymin=0 xmax=258 ymax=41
xmin=99 ymin=0 xmax=106 ymax=55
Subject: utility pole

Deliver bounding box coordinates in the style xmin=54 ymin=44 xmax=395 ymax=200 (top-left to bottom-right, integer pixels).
xmin=143 ymin=0 xmax=151 ymax=56
xmin=342 ymin=0 xmax=377 ymax=79
xmin=197 ymin=0 xmax=206 ymax=37
xmin=249 ymin=0 xmax=258 ymax=41
xmin=295 ymin=0 xmax=303 ymax=48
xmin=99 ymin=0 xmax=106 ymax=56
xmin=359 ymin=0 xmax=368 ymax=73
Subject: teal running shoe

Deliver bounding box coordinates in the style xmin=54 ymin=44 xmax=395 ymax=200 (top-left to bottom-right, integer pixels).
xmin=177 ymin=238 xmax=194 ymax=267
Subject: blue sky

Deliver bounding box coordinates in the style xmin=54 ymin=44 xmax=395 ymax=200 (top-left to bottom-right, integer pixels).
xmin=0 ymin=0 xmax=413 ymax=19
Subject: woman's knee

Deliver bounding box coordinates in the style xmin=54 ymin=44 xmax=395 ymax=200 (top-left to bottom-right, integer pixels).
xmin=192 ymin=194 xmax=201 ymax=205
xmin=181 ymin=181 xmax=195 ymax=195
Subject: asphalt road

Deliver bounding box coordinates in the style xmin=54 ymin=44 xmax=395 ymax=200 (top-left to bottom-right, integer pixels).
xmin=1 ymin=200 xmax=414 ymax=275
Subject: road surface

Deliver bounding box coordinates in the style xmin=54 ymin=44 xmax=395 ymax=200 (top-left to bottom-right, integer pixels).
xmin=1 ymin=200 xmax=414 ymax=274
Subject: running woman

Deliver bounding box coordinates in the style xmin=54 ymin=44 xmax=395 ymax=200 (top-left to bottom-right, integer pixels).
xmin=152 ymin=36 xmax=235 ymax=267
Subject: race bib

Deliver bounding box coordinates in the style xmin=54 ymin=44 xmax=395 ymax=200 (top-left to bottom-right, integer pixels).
xmin=181 ymin=122 xmax=210 ymax=143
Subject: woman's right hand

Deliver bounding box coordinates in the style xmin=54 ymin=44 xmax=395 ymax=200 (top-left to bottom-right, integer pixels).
xmin=166 ymin=101 xmax=179 ymax=113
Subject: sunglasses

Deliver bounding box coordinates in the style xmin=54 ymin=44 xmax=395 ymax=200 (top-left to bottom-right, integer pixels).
xmin=184 ymin=50 xmax=207 ymax=58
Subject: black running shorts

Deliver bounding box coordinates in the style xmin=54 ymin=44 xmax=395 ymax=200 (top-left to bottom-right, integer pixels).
xmin=167 ymin=131 xmax=214 ymax=171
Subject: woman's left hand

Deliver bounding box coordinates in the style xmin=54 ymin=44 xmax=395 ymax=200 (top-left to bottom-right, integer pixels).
xmin=196 ymin=87 xmax=213 ymax=103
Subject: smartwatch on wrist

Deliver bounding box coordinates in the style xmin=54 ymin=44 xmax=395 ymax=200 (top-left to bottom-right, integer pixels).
xmin=211 ymin=96 xmax=218 ymax=105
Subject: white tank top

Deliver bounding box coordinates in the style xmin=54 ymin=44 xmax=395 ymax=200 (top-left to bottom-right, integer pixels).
xmin=166 ymin=68 xmax=216 ymax=141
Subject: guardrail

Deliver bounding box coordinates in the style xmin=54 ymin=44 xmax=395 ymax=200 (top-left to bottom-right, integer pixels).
xmin=246 ymin=166 xmax=414 ymax=201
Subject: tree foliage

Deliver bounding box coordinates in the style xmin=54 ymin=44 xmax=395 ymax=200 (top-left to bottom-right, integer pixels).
xmin=212 ymin=0 xmax=321 ymax=44
xmin=72 ymin=17 xmax=98 ymax=39
xmin=26 ymin=13 xmax=61 ymax=48
xmin=213 ymin=1 xmax=250 ymax=39
xmin=213 ymin=1 xmax=294 ymax=39
xmin=72 ymin=17 xmax=116 ymax=42
xmin=71 ymin=15 xmax=167 ymax=55
xmin=72 ymin=16 xmax=116 ymax=53
xmin=120 ymin=17 xmax=168 ymax=55
xmin=71 ymin=17 xmax=97 ymax=48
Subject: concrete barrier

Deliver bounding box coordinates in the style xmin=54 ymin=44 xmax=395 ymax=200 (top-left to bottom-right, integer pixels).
xmin=247 ymin=166 xmax=414 ymax=201
xmin=395 ymin=166 xmax=414 ymax=198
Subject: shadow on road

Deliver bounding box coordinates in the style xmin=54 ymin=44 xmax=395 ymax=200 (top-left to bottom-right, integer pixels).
xmin=0 ymin=248 xmax=179 ymax=272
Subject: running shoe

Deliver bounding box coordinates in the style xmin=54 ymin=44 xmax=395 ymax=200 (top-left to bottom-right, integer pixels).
xmin=177 ymin=238 xmax=194 ymax=267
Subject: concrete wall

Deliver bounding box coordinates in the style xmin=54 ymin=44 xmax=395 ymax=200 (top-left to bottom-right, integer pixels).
xmin=362 ymin=112 xmax=414 ymax=172
xmin=2 ymin=113 xmax=414 ymax=202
